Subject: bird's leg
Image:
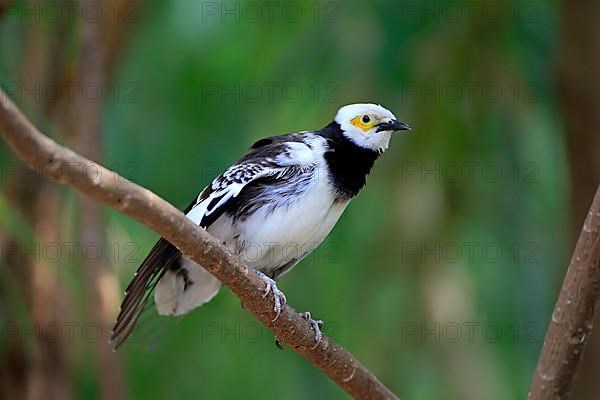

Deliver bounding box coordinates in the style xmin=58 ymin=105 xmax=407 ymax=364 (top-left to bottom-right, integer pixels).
xmin=301 ymin=311 xmax=324 ymax=349
xmin=254 ymin=269 xmax=287 ymax=321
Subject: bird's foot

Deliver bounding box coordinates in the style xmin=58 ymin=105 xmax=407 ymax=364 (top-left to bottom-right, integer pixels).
xmin=274 ymin=337 xmax=286 ymax=350
xmin=302 ymin=311 xmax=324 ymax=349
xmin=254 ymin=270 xmax=287 ymax=321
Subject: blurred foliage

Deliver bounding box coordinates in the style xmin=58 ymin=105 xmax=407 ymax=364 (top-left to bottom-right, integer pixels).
xmin=0 ymin=0 xmax=567 ymax=399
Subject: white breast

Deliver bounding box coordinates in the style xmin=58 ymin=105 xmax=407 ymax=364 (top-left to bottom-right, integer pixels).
xmin=208 ymin=164 xmax=348 ymax=275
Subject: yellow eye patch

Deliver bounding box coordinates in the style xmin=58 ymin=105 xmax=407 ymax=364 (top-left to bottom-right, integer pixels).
xmin=351 ymin=115 xmax=376 ymax=132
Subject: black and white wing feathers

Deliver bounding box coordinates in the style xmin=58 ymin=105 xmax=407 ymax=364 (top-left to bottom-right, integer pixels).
xmin=186 ymin=132 xmax=318 ymax=226
xmin=187 ymin=162 xmax=285 ymax=227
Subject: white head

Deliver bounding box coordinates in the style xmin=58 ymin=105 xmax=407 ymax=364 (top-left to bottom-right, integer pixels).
xmin=335 ymin=103 xmax=410 ymax=152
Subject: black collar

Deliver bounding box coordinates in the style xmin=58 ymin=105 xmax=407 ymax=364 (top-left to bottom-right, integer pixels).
xmin=319 ymin=121 xmax=381 ymax=200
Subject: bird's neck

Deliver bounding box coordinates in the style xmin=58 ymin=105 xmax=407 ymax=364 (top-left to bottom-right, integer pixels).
xmin=321 ymin=122 xmax=381 ymax=201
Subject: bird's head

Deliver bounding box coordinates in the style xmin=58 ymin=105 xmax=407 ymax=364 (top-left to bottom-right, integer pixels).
xmin=334 ymin=103 xmax=410 ymax=152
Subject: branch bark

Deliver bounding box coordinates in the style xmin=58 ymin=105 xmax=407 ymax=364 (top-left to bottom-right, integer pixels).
xmin=529 ymin=186 xmax=600 ymax=399
xmin=0 ymin=89 xmax=399 ymax=400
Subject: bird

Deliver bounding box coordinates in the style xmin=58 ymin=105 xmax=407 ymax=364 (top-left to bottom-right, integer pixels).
xmin=110 ymin=103 xmax=411 ymax=349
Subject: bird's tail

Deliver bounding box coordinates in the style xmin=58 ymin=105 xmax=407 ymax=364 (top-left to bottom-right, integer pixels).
xmin=110 ymin=238 xmax=221 ymax=349
xmin=110 ymin=238 xmax=177 ymax=348
xmin=154 ymin=258 xmax=221 ymax=316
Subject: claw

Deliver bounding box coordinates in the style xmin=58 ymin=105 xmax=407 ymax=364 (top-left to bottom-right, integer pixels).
xmin=274 ymin=337 xmax=286 ymax=350
xmin=255 ymin=270 xmax=287 ymax=321
xmin=302 ymin=311 xmax=324 ymax=349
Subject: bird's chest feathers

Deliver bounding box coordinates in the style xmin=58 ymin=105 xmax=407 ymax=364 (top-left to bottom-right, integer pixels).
xmin=210 ymin=170 xmax=347 ymax=270
xmin=238 ymin=171 xmax=345 ymax=247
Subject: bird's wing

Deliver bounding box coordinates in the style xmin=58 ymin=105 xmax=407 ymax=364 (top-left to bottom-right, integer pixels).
xmin=187 ymin=132 xmax=320 ymax=227
xmin=187 ymin=163 xmax=288 ymax=227
xmin=111 ymin=132 xmax=320 ymax=348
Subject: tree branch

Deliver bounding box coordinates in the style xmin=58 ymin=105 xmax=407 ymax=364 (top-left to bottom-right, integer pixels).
xmin=529 ymin=185 xmax=600 ymax=399
xmin=0 ymin=89 xmax=399 ymax=400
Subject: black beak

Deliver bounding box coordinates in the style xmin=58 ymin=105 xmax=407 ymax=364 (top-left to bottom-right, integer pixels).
xmin=376 ymin=120 xmax=411 ymax=132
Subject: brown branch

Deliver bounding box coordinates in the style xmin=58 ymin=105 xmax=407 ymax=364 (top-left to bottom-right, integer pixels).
xmin=557 ymin=0 xmax=600 ymax=396
xmin=529 ymin=186 xmax=600 ymax=399
xmin=0 ymin=89 xmax=399 ymax=400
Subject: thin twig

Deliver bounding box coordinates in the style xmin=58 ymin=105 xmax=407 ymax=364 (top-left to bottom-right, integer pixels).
xmin=529 ymin=186 xmax=600 ymax=399
xmin=0 ymin=89 xmax=399 ymax=400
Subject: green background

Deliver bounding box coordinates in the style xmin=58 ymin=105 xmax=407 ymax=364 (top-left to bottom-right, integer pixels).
xmin=0 ymin=0 xmax=577 ymax=399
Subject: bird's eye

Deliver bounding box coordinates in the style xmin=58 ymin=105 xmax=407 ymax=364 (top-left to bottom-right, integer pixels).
xmin=350 ymin=114 xmax=376 ymax=132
